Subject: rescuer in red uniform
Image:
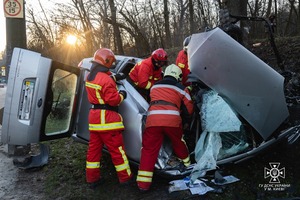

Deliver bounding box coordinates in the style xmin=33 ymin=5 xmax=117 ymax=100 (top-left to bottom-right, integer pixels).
xmin=136 ymin=64 xmax=194 ymax=191
xmin=85 ymin=48 xmax=132 ymax=189
xmin=129 ymin=48 xmax=168 ymax=101
xmin=176 ymin=36 xmax=191 ymax=86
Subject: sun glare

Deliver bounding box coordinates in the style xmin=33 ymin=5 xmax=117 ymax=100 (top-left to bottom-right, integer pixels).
xmin=66 ymin=35 xmax=77 ymax=45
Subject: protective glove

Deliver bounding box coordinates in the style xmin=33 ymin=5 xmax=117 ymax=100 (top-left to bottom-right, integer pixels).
xmin=111 ymin=73 xmax=126 ymax=82
xmin=186 ymin=85 xmax=193 ymax=93
xmin=119 ymin=90 xmax=127 ymax=100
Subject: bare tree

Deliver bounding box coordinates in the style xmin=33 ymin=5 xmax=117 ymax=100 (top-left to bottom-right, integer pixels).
xmin=25 ymin=0 xmax=300 ymax=62
xmin=195 ymin=0 xmax=207 ymax=30
xmin=188 ymin=0 xmax=195 ymax=34
xmin=149 ymin=0 xmax=165 ymax=48
xmin=226 ymin=0 xmax=248 ymax=16
xmin=71 ymin=0 xmax=95 ymax=55
xmin=266 ymin=0 xmax=273 ymax=17
xmin=99 ymin=0 xmax=151 ymax=56
xmin=164 ymin=0 xmax=172 ymax=48
xmin=108 ymin=0 xmax=124 ymax=54
xmin=284 ymin=0 xmax=299 ymax=35
xmin=26 ymin=1 xmax=55 ymax=53
xmin=169 ymin=0 xmax=188 ymax=44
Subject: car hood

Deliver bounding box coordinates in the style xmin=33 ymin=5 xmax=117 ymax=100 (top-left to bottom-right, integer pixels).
xmin=188 ymin=27 xmax=289 ymax=140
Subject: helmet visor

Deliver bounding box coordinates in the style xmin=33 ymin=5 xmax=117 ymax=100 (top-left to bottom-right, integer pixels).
xmin=154 ymin=60 xmax=168 ymax=68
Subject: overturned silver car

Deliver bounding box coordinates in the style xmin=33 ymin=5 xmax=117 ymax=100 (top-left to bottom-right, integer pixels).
xmin=1 ymin=28 xmax=300 ymax=178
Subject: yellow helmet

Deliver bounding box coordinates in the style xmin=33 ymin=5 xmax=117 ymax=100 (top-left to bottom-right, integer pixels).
xmin=164 ymin=64 xmax=183 ymax=82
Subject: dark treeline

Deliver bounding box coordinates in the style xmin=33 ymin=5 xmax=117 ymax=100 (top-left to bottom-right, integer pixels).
xmin=25 ymin=0 xmax=299 ymax=65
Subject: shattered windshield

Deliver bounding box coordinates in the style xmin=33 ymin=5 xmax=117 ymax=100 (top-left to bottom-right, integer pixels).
xmin=196 ymin=90 xmax=250 ymax=160
xmin=191 ymin=90 xmax=252 ymax=181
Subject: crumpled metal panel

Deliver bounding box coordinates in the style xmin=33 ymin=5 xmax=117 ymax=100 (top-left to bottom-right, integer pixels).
xmin=188 ymin=28 xmax=289 ymax=140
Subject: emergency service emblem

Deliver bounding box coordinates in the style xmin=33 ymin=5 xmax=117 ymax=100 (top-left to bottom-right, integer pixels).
xmin=264 ymin=162 xmax=285 ymax=183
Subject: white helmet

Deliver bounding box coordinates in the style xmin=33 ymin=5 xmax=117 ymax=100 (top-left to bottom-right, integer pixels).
xmin=164 ymin=64 xmax=183 ymax=82
xmin=183 ymin=36 xmax=191 ymax=51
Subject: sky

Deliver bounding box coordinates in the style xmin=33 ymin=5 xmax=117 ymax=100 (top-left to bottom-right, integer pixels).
xmin=0 ymin=2 xmax=5 ymax=52
xmin=0 ymin=0 xmax=59 ymax=53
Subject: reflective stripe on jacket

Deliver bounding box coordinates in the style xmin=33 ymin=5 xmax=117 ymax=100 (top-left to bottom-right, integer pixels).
xmin=176 ymin=50 xmax=191 ymax=86
xmin=145 ymin=77 xmax=194 ymax=128
xmin=129 ymin=57 xmax=162 ymax=89
xmin=85 ymin=71 xmax=124 ymax=131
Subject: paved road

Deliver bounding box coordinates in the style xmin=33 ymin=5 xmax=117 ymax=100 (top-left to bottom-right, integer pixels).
xmin=0 ymin=85 xmax=7 ymax=143
xmin=0 ymin=85 xmax=6 ymax=127
xmin=0 ymin=86 xmax=18 ymax=199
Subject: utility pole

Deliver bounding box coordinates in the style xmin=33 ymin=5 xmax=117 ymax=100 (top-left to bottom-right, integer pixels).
xmin=4 ymin=0 xmax=27 ymax=78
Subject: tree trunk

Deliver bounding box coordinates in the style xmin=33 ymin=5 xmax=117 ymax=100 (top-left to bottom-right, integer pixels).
xmin=266 ymin=0 xmax=272 ymax=18
xmin=227 ymin=0 xmax=247 ymax=16
xmin=97 ymin=0 xmax=110 ymax=48
xmin=149 ymin=0 xmax=164 ymax=48
xmin=175 ymin=0 xmax=188 ymax=44
xmin=188 ymin=0 xmax=195 ymax=34
xmin=226 ymin=0 xmax=247 ymax=29
xmin=118 ymin=11 xmax=151 ymax=56
xmin=108 ymin=0 xmax=124 ymax=54
xmin=164 ymin=0 xmax=172 ymax=48
xmin=196 ymin=0 xmax=209 ymax=30
xmin=72 ymin=0 xmax=94 ymax=55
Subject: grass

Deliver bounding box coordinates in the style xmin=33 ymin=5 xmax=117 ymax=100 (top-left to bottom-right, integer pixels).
xmin=39 ymin=136 xmax=300 ymax=200
xmin=41 ymin=138 xmax=142 ymax=200
xmin=43 ymin=138 xmax=90 ymax=199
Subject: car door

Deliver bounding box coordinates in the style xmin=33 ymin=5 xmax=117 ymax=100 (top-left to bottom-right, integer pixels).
xmin=1 ymin=48 xmax=81 ymax=146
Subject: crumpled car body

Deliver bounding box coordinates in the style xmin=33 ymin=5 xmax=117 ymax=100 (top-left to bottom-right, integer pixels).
xmin=1 ymin=28 xmax=300 ymax=176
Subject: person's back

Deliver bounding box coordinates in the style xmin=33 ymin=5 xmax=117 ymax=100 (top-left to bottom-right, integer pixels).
xmin=136 ymin=64 xmax=194 ymax=192
xmin=146 ymin=76 xmax=193 ymax=128
xmin=85 ymin=48 xmax=132 ymax=190
xmin=129 ymin=48 xmax=168 ymax=101
xmin=176 ymin=36 xmax=191 ymax=86
xmin=129 ymin=57 xmax=161 ymax=90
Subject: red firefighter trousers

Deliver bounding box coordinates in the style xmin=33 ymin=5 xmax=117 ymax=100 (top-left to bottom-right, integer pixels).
xmin=137 ymin=126 xmax=190 ymax=190
xmin=86 ymin=130 xmax=132 ymax=183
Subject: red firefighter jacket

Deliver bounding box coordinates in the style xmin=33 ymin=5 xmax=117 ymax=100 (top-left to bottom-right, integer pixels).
xmin=145 ymin=77 xmax=194 ymax=128
xmin=85 ymin=70 xmax=124 ymax=131
xmin=176 ymin=50 xmax=191 ymax=86
xmin=129 ymin=57 xmax=162 ymax=90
